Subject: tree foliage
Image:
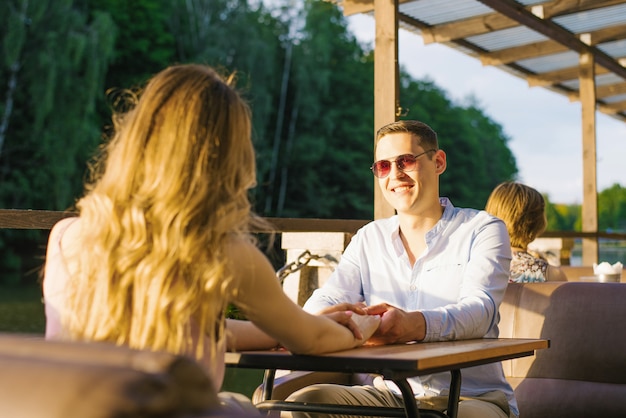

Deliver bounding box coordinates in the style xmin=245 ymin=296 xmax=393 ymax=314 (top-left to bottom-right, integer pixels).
xmin=0 ymin=0 xmax=115 ymax=283
xmin=545 ymin=196 xmax=580 ymax=232
xmin=259 ymin=0 xmax=375 ymax=219
xmin=399 ymin=77 xmax=518 ymax=208
xmin=598 ymin=184 xmax=626 ymax=231
xmin=1 ymin=0 xmax=622 ymax=284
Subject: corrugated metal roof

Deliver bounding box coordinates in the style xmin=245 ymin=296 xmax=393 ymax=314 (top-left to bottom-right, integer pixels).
xmin=554 ymin=4 xmax=626 ymax=33
xmin=467 ymin=27 xmax=548 ymax=51
xmin=400 ymin=0 xmax=492 ymax=25
xmin=340 ymin=0 xmax=626 ymax=122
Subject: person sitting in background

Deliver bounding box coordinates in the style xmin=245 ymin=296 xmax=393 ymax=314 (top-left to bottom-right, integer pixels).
xmin=42 ymin=64 xmax=379 ymax=413
xmin=485 ymin=181 xmax=566 ymax=282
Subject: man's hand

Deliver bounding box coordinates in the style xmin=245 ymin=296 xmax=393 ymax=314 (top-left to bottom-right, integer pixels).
xmin=363 ymin=303 xmax=426 ymax=344
xmin=322 ymin=310 xmax=380 ymax=341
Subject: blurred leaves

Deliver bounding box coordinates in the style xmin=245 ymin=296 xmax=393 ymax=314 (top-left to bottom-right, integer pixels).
xmin=6 ymin=0 xmax=618 ymax=287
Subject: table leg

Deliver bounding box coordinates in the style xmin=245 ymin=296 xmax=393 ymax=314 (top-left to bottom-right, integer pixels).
xmin=446 ymin=369 xmax=461 ymax=418
xmin=261 ymin=369 xmax=276 ymax=401
xmin=393 ymin=378 xmax=420 ymax=418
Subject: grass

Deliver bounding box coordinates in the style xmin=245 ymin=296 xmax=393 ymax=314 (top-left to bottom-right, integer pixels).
xmin=0 ymin=284 xmax=46 ymax=334
xmin=0 ymin=284 xmax=265 ymax=398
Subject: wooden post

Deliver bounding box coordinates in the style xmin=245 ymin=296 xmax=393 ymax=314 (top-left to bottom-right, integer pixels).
xmin=579 ymin=50 xmax=599 ymax=265
xmin=373 ymin=0 xmax=398 ymax=220
xmin=280 ymin=232 xmax=352 ymax=305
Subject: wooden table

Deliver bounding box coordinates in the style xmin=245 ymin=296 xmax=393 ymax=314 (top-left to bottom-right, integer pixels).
xmin=226 ymin=338 xmax=549 ymax=418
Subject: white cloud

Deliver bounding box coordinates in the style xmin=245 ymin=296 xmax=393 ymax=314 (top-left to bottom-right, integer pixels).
xmin=348 ymin=14 xmax=626 ymax=204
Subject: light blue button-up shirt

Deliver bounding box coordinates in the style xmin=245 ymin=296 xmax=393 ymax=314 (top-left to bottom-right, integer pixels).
xmin=303 ymin=198 xmax=518 ymax=416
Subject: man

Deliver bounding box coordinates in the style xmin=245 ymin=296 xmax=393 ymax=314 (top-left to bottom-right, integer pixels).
xmin=285 ymin=120 xmax=516 ymax=418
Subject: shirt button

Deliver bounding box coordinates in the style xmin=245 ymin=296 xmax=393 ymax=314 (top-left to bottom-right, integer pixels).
xmin=410 ymin=285 xmax=417 ymax=291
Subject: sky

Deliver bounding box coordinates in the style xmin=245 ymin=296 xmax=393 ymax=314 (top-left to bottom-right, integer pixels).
xmin=346 ymin=14 xmax=626 ymax=205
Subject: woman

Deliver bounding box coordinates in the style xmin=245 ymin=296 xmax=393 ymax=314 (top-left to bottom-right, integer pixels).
xmin=485 ymin=181 xmax=567 ymax=282
xmin=42 ymin=64 xmax=379 ymax=401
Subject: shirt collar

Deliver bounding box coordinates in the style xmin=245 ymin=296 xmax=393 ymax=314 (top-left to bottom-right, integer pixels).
xmin=388 ymin=197 xmax=455 ymax=253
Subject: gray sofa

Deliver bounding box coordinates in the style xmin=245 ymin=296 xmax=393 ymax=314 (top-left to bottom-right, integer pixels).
xmin=0 ymin=333 xmax=240 ymax=418
xmin=499 ymin=281 xmax=626 ymax=417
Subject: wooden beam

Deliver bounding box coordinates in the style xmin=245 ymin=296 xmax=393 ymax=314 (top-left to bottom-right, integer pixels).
xmin=373 ymin=0 xmax=397 ymax=219
xmin=542 ymin=0 xmax=626 ymax=18
xmin=579 ymin=51 xmax=599 ymax=265
xmin=527 ymin=65 xmax=608 ymax=87
xmin=582 ymin=23 xmax=626 ymax=45
xmin=568 ymin=81 xmax=626 ymax=102
xmin=480 ymin=40 xmax=567 ymax=66
xmin=419 ymin=1 xmax=626 ymax=45
xmin=421 ymin=12 xmax=517 ymax=44
xmin=600 ymin=99 xmax=626 ymax=114
xmin=476 ymin=0 xmax=626 ymax=81
xmin=340 ymin=0 xmax=375 ymax=16
xmin=341 ymin=0 xmax=411 ymax=16
xmin=596 ymin=81 xmax=626 ymax=99
xmin=481 ymin=21 xmax=626 ymax=66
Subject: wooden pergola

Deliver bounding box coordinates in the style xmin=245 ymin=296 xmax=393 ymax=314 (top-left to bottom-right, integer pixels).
xmin=338 ymin=0 xmax=626 ymax=265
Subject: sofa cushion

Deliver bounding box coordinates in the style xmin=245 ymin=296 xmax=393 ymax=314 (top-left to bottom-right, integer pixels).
xmin=514 ymin=378 xmax=626 ymax=418
xmin=500 ymin=282 xmax=626 ymax=384
xmin=499 ymin=282 xmax=626 ymax=417
xmin=0 ymin=333 xmax=218 ymax=418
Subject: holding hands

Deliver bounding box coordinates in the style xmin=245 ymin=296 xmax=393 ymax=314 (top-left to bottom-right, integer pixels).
xmin=322 ymin=310 xmax=380 ymax=343
xmin=317 ymin=303 xmax=380 ymax=343
xmin=318 ymin=302 xmax=426 ymax=345
xmin=363 ymin=303 xmax=426 ymax=344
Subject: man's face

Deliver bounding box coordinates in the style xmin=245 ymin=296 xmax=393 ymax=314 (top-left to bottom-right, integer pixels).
xmin=374 ymin=132 xmax=445 ymax=215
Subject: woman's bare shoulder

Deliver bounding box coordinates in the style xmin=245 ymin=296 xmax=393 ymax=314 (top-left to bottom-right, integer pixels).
xmin=223 ymin=236 xmax=276 ymax=279
xmin=48 ymin=216 xmax=81 ymax=250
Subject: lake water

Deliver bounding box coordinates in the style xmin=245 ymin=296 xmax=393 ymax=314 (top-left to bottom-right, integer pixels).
xmin=569 ymin=242 xmax=626 ymax=266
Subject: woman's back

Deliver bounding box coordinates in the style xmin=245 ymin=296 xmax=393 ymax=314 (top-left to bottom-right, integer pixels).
xmin=42 ymin=64 xmax=379 ymax=396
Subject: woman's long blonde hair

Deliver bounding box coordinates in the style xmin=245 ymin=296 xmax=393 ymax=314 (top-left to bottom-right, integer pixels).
xmin=63 ymin=64 xmax=261 ymax=360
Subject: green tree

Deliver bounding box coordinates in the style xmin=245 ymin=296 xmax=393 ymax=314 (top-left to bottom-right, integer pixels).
xmin=0 ymin=1 xmax=115 ymax=284
xmin=400 ymin=76 xmax=518 ymax=209
xmin=545 ymin=195 xmax=580 ymax=232
xmin=1 ymin=1 xmax=115 ymax=210
xmin=167 ymin=0 xmax=287 ymax=209
xmin=259 ymin=0 xmax=375 ymax=219
xmin=1 ymin=0 xmax=588 ymax=286
xmin=598 ymin=183 xmax=626 ymax=231
xmin=89 ymin=0 xmax=175 ymax=92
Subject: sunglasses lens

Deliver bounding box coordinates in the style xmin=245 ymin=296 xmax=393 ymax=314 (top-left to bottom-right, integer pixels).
xmin=396 ymin=155 xmax=417 ymax=171
xmin=373 ymin=161 xmax=391 ymax=178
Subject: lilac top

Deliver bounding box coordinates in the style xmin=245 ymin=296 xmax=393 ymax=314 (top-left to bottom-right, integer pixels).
xmin=42 ymin=217 xmax=226 ymax=389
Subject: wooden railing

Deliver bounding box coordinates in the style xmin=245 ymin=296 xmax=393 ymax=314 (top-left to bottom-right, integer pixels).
xmin=2 ymin=209 xmax=623 ymax=301
xmin=1 ymin=209 xmax=624 ymax=239
xmin=0 ymin=209 xmax=369 ymax=234
xmin=1 ymin=209 xmax=624 ymax=268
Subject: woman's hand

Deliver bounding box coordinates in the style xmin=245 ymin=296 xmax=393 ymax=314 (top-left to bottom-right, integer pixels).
xmin=322 ymin=310 xmax=381 ymax=342
xmin=316 ymin=302 xmax=368 ymax=316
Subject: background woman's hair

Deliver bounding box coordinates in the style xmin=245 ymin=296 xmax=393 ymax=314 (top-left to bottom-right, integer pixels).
xmin=485 ymin=181 xmax=547 ymax=249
